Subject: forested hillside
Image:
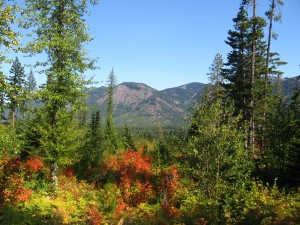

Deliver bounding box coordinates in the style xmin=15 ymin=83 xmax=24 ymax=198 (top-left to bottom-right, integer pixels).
xmin=0 ymin=0 xmax=300 ymax=224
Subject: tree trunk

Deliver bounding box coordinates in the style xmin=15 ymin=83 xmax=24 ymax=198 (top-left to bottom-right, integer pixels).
xmin=250 ymin=0 xmax=257 ymax=155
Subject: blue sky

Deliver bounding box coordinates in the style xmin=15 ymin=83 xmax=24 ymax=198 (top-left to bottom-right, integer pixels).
xmin=3 ymin=0 xmax=300 ymax=90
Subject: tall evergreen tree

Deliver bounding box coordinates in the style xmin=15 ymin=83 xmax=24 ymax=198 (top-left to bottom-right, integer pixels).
xmin=265 ymin=0 xmax=284 ymax=86
xmin=25 ymin=67 xmax=37 ymax=117
xmin=26 ymin=67 xmax=37 ymax=93
xmin=207 ymin=53 xmax=224 ymax=87
xmin=206 ymin=53 xmax=224 ymax=100
xmin=21 ymin=0 xmax=98 ymax=186
xmin=222 ymin=5 xmax=252 ymax=150
xmin=222 ymin=1 xmax=268 ymax=154
xmin=7 ymin=57 xmax=26 ymax=128
xmin=105 ymin=68 xmax=118 ymax=151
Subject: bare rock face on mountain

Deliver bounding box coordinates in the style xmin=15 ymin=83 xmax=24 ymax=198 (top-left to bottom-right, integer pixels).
xmin=97 ymin=83 xmax=155 ymax=108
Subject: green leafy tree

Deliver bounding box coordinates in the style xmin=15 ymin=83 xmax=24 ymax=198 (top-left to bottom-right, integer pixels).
xmin=21 ymin=0 xmax=98 ymax=186
xmin=0 ymin=1 xmax=19 ymax=120
xmin=0 ymin=0 xmax=18 ymax=55
xmin=185 ymin=96 xmax=251 ymax=197
xmin=183 ymin=95 xmax=251 ymax=223
xmin=7 ymin=57 xmax=26 ymax=128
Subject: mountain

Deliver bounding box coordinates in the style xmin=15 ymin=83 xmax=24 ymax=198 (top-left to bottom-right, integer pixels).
xmin=86 ymin=77 xmax=299 ymax=127
xmin=86 ymin=82 xmax=206 ymax=127
xmin=281 ymin=76 xmax=300 ymax=97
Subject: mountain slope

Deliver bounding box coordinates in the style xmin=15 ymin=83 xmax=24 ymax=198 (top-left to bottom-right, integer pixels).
xmin=86 ymin=82 xmax=206 ymax=126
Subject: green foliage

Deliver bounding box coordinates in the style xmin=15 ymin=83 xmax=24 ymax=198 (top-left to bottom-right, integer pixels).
xmin=0 ymin=125 xmax=22 ymax=156
xmin=0 ymin=1 xmax=19 ymax=54
xmin=20 ymin=0 xmax=98 ymax=185
xmin=7 ymin=57 xmax=27 ymax=126
xmin=184 ymin=97 xmax=251 ymax=198
xmin=105 ymin=68 xmax=119 ymax=151
xmin=123 ymin=124 xmax=136 ymax=151
xmin=224 ymin=181 xmax=300 ymax=224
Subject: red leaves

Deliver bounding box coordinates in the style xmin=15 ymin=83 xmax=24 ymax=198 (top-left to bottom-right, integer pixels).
xmin=158 ymin=165 xmax=180 ymax=200
xmin=86 ymin=205 xmax=104 ymax=225
xmin=104 ymin=149 xmax=182 ymax=220
xmin=105 ymin=150 xmax=155 ymax=208
xmin=159 ymin=165 xmax=181 ymax=219
xmin=25 ymin=156 xmax=43 ymax=172
xmin=63 ymin=166 xmax=74 ymax=177
xmin=0 ymin=155 xmax=44 ymax=205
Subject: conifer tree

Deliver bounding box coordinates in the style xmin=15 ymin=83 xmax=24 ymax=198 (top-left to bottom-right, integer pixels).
xmin=222 ymin=5 xmax=252 ymax=150
xmin=26 ymin=68 xmax=36 ymax=93
xmin=123 ymin=124 xmax=136 ymax=151
xmin=206 ymin=53 xmax=224 ymax=100
xmin=21 ymin=0 xmax=98 ymax=186
xmin=105 ymin=68 xmax=118 ymax=151
xmin=222 ymin=1 xmax=268 ymax=154
xmin=7 ymin=57 xmax=26 ymax=128
xmin=25 ymin=68 xmax=37 ymax=117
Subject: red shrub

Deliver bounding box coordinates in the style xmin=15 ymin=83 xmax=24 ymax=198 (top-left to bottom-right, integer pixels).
xmin=25 ymin=156 xmax=43 ymax=172
xmin=105 ymin=150 xmax=155 ymax=207
xmin=0 ymin=155 xmax=45 ymax=205
xmin=86 ymin=206 xmax=104 ymax=225
xmin=63 ymin=166 xmax=74 ymax=177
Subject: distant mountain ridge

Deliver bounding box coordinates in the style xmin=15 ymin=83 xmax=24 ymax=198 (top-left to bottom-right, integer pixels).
xmin=86 ymin=76 xmax=300 ymax=127
xmin=86 ymin=82 xmax=206 ymax=126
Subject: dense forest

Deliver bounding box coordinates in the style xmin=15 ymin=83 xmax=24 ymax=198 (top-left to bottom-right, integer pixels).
xmin=0 ymin=0 xmax=300 ymax=224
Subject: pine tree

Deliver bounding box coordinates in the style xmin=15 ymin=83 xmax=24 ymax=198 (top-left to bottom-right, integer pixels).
xmin=27 ymin=68 xmax=36 ymax=93
xmin=222 ymin=1 xmax=268 ymax=154
xmin=21 ymin=0 xmax=98 ymax=186
xmin=105 ymin=68 xmax=118 ymax=152
xmin=265 ymin=0 xmax=284 ymax=86
xmin=7 ymin=57 xmax=26 ymax=128
xmin=207 ymin=53 xmax=224 ymax=87
xmin=206 ymin=53 xmax=224 ymax=100
xmin=123 ymin=124 xmax=136 ymax=151
xmin=25 ymin=68 xmax=37 ymax=117
xmin=221 ymin=5 xmax=252 ymax=150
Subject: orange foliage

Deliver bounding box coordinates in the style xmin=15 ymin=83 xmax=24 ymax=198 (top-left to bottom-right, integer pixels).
xmin=158 ymin=165 xmax=181 ymax=219
xmin=63 ymin=166 xmax=74 ymax=177
xmin=86 ymin=205 xmax=104 ymax=225
xmin=105 ymin=150 xmax=155 ymax=208
xmin=0 ymin=155 xmax=44 ymax=205
xmin=25 ymin=156 xmax=43 ymax=172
